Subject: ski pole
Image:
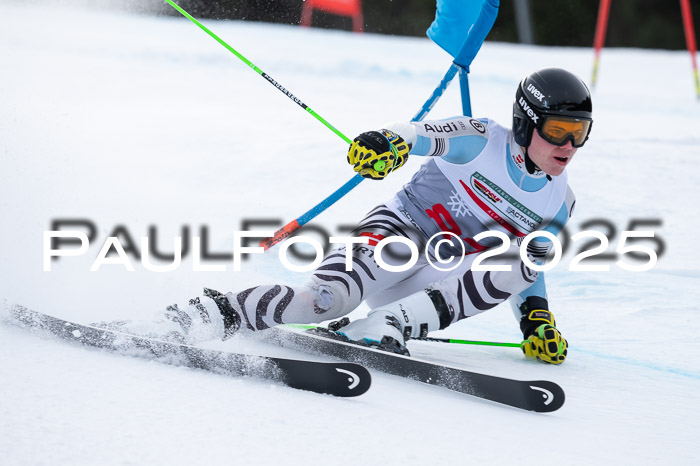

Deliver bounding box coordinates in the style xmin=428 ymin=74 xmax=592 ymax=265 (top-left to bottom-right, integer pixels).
xmin=259 ymin=174 xmax=364 ymax=250
xmin=411 ymin=336 xmax=522 ymax=348
xmin=164 ymin=0 xmax=352 ymax=144
xmin=164 ymin=0 xmax=372 ymax=250
xmin=281 ymin=324 xmax=522 ymax=348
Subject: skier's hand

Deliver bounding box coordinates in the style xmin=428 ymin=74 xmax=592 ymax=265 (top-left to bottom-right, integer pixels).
xmin=522 ymin=323 xmax=567 ymax=365
xmin=347 ymin=129 xmax=410 ymax=180
xmin=519 ymin=299 xmax=567 ymax=365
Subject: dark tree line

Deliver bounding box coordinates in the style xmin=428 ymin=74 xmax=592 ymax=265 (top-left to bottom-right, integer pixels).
xmin=167 ymin=0 xmax=700 ymax=50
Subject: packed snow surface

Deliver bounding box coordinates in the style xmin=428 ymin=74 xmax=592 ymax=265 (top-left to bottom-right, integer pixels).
xmin=1 ymin=1 xmax=699 ymax=464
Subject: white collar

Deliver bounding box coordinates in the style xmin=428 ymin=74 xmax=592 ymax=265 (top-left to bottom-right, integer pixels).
xmin=508 ymin=134 xmax=547 ymax=179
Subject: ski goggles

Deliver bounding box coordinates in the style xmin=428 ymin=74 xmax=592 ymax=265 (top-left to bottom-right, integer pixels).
xmin=537 ymin=116 xmax=592 ymax=148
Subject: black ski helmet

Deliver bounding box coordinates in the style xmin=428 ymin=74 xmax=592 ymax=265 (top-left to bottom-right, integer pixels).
xmin=512 ymin=68 xmax=593 ymax=148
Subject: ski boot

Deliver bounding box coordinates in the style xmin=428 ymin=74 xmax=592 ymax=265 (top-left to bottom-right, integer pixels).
xmin=94 ymin=288 xmax=242 ymax=343
xmin=312 ymin=287 xmax=453 ymax=356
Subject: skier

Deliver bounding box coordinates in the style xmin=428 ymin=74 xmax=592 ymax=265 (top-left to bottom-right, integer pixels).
xmin=137 ymin=68 xmax=592 ymax=365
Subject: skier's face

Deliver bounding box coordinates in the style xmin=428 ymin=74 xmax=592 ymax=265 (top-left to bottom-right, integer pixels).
xmin=527 ymin=130 xmax=577 ymax=177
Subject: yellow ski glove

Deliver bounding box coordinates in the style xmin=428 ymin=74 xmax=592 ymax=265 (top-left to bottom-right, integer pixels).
xmin=347 ymin=129 xmax=410 ymax=180
xmin=519 ymin=298 xmax=568 ymax=365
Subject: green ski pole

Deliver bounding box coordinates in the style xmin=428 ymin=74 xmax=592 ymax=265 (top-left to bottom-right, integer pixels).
xmin=412 ymin=336 xmax=523 ymax=348
xmin=164 ymin=0 xmax=352 ymax=144
xmin=281 ymin=324 xmax=523 ymax=348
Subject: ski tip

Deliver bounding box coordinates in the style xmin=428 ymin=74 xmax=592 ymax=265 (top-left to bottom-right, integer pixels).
xmin=526 ymin=381 xmax=565 ymax=412
xmin=6 ymin=304 xmax=36 ymax=327
xmin=331 ymin=362 xmax=372 ymax=397
xmin=280 ymin=360 xmax=372 ymax=397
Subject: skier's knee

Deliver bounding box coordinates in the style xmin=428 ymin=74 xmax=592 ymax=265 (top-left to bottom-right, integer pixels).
xmin=308 ymin=279 xmax=353 ymax=318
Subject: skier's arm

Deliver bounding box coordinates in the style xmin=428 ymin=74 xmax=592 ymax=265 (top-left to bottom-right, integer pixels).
xmin=509 ymin=185 xmax=575 ymax=315
xmin=509 ymin=186 xmax=575 ymax=364
xmin=347 ymin=117 xmax=490 ymax=179
xmin=385 ymin=116 xmax=490 ymax=163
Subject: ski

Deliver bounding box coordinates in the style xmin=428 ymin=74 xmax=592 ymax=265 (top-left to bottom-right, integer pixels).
xmin=7 ymin=305 xmax=371 ymax=397
xmin=266 ymin=326 xmax=565 ymax=412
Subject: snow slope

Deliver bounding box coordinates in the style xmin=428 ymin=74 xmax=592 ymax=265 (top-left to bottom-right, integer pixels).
xmin=1 ymin=1 xmax=699 ymax=464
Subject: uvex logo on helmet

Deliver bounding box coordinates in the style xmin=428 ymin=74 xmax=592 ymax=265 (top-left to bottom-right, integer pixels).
xmin=518 ymin=97 xmax=540 ymax=124
xmin=526 ymin=83 xmax=545 ymax=102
